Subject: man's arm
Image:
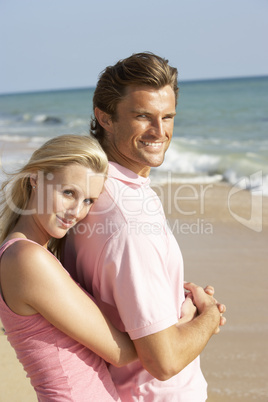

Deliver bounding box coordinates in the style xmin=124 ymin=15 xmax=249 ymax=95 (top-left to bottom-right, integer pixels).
xmin=133 ymin=282 xmax=223 ymax=381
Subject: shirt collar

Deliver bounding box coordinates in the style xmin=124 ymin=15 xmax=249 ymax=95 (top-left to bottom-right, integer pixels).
xmin=108 ymin=162 xmax=151 ymax=186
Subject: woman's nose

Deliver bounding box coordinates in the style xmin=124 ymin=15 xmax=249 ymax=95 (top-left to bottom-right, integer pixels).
xmin=66 ymin=201 xmax=83 ymax=218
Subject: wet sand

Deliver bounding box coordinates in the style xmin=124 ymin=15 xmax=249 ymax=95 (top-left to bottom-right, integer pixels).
xmin=0 ymin=181 xmax=267 ymax=401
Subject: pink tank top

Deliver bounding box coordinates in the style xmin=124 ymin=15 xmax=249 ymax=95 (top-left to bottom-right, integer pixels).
xmin=0 ymin=238 xmax=120 ymax=401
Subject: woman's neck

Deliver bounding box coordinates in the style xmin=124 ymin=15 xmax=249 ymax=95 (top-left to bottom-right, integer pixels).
xmin=9 ymin=216 xmax=50 ymax=249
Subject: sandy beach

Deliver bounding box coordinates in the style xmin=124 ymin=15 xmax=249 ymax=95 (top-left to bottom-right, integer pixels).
xmin=0 ymin=181 xmax=267 ymax=401
xmin=160 ymin=181 xmax=268 ymax=401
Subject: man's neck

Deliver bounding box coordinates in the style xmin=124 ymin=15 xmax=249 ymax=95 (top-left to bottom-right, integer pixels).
xmin=107 ymin=154 xmax=151 ymax=178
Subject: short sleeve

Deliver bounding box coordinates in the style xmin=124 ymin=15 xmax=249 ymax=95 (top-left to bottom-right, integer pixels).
xmin=97 ymin=223 xmax=178 ymax=340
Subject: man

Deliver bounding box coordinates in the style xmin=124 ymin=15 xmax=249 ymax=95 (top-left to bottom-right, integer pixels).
xmin=63 ymin=52 xmax=226 ymax=401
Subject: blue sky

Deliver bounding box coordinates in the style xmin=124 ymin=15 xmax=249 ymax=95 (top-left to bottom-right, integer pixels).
xmin=1 ymin=0 xmax=268 ymax=94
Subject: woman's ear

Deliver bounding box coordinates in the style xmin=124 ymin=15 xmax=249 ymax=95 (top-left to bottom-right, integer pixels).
xmin=30 ymin=174 xmax=38 ymax=189
xmin=94 ymin=107 xmax=114 ymax=134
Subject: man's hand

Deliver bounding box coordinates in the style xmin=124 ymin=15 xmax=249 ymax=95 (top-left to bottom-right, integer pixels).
xmin=184 ymin=282 xmax=223 ymax=334
xmin=204 ymin=285 xmax=227 ymax=329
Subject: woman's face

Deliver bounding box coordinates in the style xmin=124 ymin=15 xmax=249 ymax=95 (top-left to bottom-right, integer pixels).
xmin=30 ymin=164 xmax=105 ymax=240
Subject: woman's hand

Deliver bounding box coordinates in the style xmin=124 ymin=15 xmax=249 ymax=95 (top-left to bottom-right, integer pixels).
xmin=177 ymin=294 xmax=197 ymax=326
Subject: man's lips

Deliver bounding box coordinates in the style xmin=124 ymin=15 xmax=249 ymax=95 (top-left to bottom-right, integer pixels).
xmin=140 ymin=141 xmax=163 ymax=148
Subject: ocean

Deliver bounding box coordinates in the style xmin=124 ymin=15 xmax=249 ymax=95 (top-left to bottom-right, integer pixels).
xmin=0 ymin=76 xmax=267 ymax=195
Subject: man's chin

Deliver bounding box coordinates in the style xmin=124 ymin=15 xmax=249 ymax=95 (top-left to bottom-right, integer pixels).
xmin=148 ymin=158 xmax=165 ymax=168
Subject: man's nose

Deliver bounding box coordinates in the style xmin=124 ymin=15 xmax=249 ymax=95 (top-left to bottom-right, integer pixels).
xmin=151 ymin=118 xmax=164 ymax=137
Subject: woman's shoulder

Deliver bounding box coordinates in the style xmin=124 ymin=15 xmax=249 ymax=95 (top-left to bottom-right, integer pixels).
xmin=1 ymin=236 xmax=56 ymax=273
xmin=3 ymin=236 xmax=43 ymax=254
xmin=0 ymin=237 xmax=61 ymax=315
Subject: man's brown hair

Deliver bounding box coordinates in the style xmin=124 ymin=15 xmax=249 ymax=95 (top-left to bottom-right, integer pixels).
xmin=90 ymin=52 xmax=179 ymax=146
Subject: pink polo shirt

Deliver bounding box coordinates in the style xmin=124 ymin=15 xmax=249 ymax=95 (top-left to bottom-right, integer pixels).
xmin=64 ymin=162 xmax=207 ymax=401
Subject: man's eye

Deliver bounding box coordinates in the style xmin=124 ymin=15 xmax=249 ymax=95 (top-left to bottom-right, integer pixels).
xmin=163 ymin=115 xmax=174 ymax=120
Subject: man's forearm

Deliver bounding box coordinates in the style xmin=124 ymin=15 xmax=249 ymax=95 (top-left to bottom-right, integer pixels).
xmin=134 ymin=286 xmax=222 ymax=381
xmin=172 ymin=304 xmax=220 ymax=371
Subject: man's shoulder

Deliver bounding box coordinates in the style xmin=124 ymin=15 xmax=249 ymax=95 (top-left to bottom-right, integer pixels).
xmin=90 ymin=177 xmax=126 ymax=219
xmin=93 ymin=175 xmax=165 ymax=224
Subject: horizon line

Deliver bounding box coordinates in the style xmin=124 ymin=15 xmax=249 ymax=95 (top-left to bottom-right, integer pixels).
xmin=1 ymin=74 xmax=267 ymax=96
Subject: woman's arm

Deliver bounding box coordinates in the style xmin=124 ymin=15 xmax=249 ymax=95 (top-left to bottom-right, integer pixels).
xmin=1 ymin=241 xmax=137 ymax=367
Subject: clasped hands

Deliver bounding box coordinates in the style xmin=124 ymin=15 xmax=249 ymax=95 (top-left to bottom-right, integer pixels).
xmin=180 ymin=282 xmax=227 ymax=334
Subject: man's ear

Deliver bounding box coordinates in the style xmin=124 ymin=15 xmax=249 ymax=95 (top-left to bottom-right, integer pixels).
xmin=94 ymin=107 xmax=114 ymax=134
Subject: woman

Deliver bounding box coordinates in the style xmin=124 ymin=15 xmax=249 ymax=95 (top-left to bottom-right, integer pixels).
xmin=0 ymin=135 xmax=137 ymax=401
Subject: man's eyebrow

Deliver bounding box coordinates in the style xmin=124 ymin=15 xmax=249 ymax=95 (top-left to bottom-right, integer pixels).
xmin=130 ymin=109 xmax=176 ymax=117
xmin=165 ymin=112 xmax=177 ymax=117
xmin=130 ymin=109 xmax=151 ymax=114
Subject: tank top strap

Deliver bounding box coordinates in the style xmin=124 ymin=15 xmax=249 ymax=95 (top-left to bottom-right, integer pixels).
xmin=0 ymin=238 xmax=41 ymax=299
xmin=0 ymin=238 xmax=40 ymax=256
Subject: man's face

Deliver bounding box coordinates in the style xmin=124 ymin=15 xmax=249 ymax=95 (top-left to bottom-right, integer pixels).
xmin=105 ymin=85 xmax=176 ymax=177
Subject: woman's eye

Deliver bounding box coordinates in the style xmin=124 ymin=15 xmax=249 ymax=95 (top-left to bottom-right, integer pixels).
xmin=84 ymin=198 xmax=93 ymax=206
xmin=63 ymin=189 xmax=74 ymax=197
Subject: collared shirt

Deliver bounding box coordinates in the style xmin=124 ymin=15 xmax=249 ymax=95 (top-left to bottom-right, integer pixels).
xmin=65 ymin=162 xmax=207 ymax=401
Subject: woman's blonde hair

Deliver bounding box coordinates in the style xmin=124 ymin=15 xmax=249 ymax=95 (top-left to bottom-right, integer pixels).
xmin=0 ymin=134 xmax=108 ymax=253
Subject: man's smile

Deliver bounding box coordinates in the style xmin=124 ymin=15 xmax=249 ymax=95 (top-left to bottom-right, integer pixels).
xmin=140 ymin=141 xmax=163 ymax=148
